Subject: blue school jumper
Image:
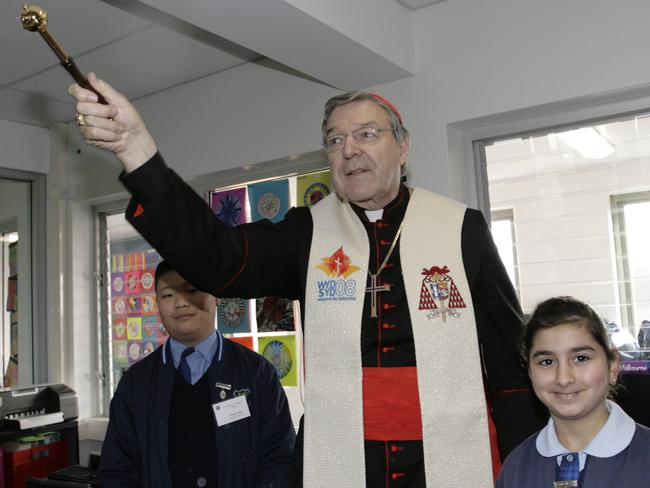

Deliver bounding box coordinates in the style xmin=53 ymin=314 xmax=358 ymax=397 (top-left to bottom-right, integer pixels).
xmin=99 ymin=337 xmax=295 ymax=487
xmin=496 ymin=401 xmax=650 ymax=487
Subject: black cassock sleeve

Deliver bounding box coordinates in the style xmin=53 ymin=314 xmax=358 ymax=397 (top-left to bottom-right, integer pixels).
xmin=461 ymin=209 xmax=547 ymax=459
xmin=119 ymin=152 xmax=312 ymax=305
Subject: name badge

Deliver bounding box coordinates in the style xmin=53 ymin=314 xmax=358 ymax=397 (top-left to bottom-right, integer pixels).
xmin=212 ymin=395 xmax=250 ymax=426
xmin=554 ymin=481 xmax=578 ymax=488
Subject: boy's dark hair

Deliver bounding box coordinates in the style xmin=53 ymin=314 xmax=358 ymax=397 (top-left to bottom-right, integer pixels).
xmin=522 ymin=296 xmax=617 ymax=366
xmin=154 ymin=260 xmax=175 ymax=291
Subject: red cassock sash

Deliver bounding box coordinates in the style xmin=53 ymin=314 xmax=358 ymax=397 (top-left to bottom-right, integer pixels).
xmin=363 ymin=367 xmax=422 ymax=440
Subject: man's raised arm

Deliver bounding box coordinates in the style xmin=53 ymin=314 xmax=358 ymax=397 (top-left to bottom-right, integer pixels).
xmin=68 ymin=72 xmax=157 ymax=173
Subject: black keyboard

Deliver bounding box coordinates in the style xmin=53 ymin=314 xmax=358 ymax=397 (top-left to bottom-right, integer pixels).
xmin=48 ymin=465 xmax=100 ymax=486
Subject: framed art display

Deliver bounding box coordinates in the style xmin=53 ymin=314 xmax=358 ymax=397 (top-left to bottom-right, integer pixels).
xmin=206 ymin=170 xmax=332 ymax=391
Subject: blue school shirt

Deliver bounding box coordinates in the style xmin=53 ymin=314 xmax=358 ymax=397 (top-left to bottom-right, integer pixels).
xmin=167 ymin=330 xmax=223 ymax=384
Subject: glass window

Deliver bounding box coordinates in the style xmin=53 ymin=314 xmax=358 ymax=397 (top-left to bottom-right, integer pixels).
xmin=483 ymin=113 xmax=650 ymax=359
xmin=0 ymin=175 xmax=43 ymax=387
xmin=490 ymin=209 xmax=519 ymax=298
xmin=611 ymin=191 xmax=650 ymax=351
xmin=1 ymin=229 xmax=19 ymax=386
xmin=103 ymin=213 xmax=162 ymax=390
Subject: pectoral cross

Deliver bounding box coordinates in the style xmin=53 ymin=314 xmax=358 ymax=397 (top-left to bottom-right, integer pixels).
xmin=366 ymin=274 xmax=391 ymax=318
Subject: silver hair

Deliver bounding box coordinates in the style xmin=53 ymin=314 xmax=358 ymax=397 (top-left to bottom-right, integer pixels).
xmin=322 ymin=91 xmax=410 ymax=177
xmin=322 ymin=91 xmax=409 ymax=143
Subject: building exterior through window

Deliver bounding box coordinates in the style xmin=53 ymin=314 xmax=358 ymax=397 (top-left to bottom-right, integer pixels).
xmin=484 ymin=114 xmax=650 ymax=360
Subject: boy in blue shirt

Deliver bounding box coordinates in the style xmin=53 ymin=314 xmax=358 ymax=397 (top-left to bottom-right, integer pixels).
xmin=100 ymin=261 xmax=295 ymax=488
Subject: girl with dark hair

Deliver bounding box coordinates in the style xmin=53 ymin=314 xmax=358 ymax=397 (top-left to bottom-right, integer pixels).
xmin=496 ymin=296 xmax=650 ymax=487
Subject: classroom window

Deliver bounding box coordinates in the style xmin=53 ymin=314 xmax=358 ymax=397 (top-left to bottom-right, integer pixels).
xmin=611 ymin=191 xmax=650 ymax=348
xmin=1 ymin=229 xmax=18 ymax=387
xmin=490 ymin=209 xmax=519 ymax=298
xmin=0 ymin=172 xmax=46 ymax=388
xmin=483 ymin=113 xmax=650 ymax=355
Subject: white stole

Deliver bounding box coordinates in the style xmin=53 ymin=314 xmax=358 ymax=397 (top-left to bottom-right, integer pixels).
xmin=303 ymin=188 xmax=492 ymax=487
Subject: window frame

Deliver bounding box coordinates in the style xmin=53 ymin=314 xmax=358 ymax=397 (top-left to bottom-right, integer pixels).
xmin=611 ymin=190 xmax=650 ymax=336
xmin=94 ymin=198 xmax=131 ymax=415
xmin=0 ymin=220 xmax=18 ymax=383
xmin=0 ymin=168 xmax=47 ymax=386
xmin=465 ymin=109 xmax=650 ymax=339
xmin=490 ymin=208 xmax=520 ymax=300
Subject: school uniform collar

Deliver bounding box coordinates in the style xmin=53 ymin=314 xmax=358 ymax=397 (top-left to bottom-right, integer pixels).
xmin=536 ymin=400 xmax=636 ymax=464
xmin=162 ymin=330 xmax=223 ymax=366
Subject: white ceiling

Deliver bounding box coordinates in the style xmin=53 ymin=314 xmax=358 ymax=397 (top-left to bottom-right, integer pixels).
xmin=1 ymin=0 xmax=432 ymax=128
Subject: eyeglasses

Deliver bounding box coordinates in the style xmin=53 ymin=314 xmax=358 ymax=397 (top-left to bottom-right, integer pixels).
xmin=323 ymin=127 xmax=394 ymax=152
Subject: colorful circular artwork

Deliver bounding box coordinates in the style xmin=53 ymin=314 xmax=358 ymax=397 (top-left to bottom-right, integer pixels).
xmin=113 ymin=297 xmax=126 ymax=314
xmin=303 ymin=182 xmax=330 ymax=207
xmin=218 ymin=298 xmax=245 ymax=328
xmin=114 ymin=342 xmax=127 ymax=361
xmin=141 ymin=270 xmax=154 ymax=290
xmin=262 ymin=340 xmax=293 ymax=379
xmin=257 ymin=192 xmax=281 ymax=219
xmin=257 ymin=296 xmax=294 ymax=331
xmin=127 ymin=297 xmax=140 ymax=313
xmin=113 ymin=320 xmax=126 ymax=339
xmin=214 ymin=194 xmax=243 ymax=226
xmin=142 ymin=295 xmax=156 ymax=313
xmin=126 ymin=273 xmax=138 ymax=292
xmin=112 ymin=275 xmax=124 ymax=293
xmin=128 ymin=342 xmax=141 ymax=361
xmin=127 ymin=320 xmax=140 ymax=339
xmin=143 ymin=320 xmax=156 ymax=338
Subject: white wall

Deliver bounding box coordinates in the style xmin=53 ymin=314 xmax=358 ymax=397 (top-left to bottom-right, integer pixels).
xmin=0 ymin=119 xmax=49 ymax=174
xmin=0 ymin=181 xmax=29 ymax=228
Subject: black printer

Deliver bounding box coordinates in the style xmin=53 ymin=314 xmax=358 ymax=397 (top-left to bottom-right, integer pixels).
xmin=0 ymin=384 xmax=78 ymax=431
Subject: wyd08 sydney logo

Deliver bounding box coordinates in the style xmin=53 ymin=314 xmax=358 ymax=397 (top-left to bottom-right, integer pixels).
xmin=315 ymin=246 xmax=360 ymax=302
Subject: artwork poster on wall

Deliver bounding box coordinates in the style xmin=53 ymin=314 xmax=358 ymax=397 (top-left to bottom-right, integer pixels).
xmin=297 ymin=170 xmax=332 ymax=208
xmin=258 ymin=335 xmax=297 ymax=387
xmin=110 ymin=251 xmax=162 ymax=369
xmin=217 ymin=297 xmax=250 ymax=334
xmin=210 ymin=187 xmax=248 ymax=225
xmin=255 ymin=296 xmax=295 ymax=332
xmin=248 ymin=178 xmax=290 ymax=223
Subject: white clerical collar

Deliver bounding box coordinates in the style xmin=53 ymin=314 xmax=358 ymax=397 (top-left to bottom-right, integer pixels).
xmin=364 ymin=209 xmax=384 ymax=222
xmin=536 ymin=400 xmax=636 ymax=469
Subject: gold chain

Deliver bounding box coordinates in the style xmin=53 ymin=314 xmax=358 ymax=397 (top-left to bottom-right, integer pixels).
xmin=368 ymin=221 xmax=404 ymax=279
